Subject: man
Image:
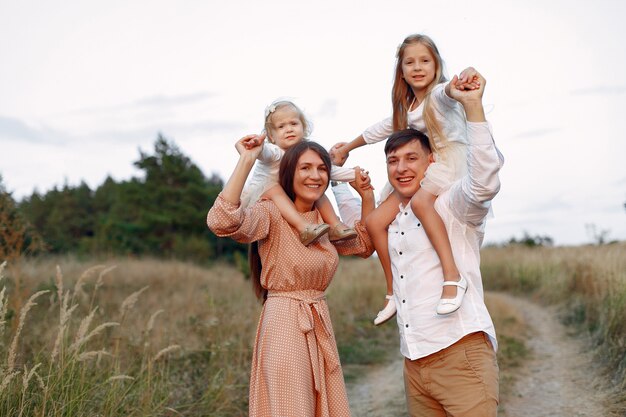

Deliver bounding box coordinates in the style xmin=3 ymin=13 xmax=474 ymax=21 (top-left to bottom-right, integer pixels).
xmin=332 ymin=72 xmax=503 ymax=416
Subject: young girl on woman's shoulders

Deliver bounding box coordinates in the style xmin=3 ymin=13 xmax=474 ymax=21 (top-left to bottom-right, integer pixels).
xmin=241 ymin=100 xmax=363 ymax=245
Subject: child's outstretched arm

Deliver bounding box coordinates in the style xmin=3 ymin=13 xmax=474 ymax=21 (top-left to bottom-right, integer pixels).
xmin=331 ymin=135 xmax=366 ymax=165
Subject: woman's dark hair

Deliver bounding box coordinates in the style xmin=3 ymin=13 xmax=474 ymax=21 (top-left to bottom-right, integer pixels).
xmin=249 ymin=141 xmax=332 ymax=303
xmin=249 ymin=242 xmax=265 ymax=301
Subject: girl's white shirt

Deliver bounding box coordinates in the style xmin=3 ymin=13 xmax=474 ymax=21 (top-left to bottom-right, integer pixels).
xmin=362 ymin=82 xmax=469 ymax=200
xmin=362 ymin=82 xmax=468 ymax=148
xmin=240 ymin=141 xmax=356 ymax=208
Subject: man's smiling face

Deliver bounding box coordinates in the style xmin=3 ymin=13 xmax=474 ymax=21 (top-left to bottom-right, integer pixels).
xmin=386 ymin=138 xmax=433 ymax=204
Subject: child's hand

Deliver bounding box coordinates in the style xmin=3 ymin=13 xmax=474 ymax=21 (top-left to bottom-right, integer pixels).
xmin=359 ymin=168 xmax=373 ymax=190
xmin=448 ymin=71 xmax=486 ymax=103
xmin=455 ymin=67 xmax=481 ymax=91
xmin=330 ymin=143 xmax=350 ymax=166
xmin=351 ymin=166 xmax=374 ymax=194
xmin=244 ymin=133 xmax=266 ymax=149
xmin=236 ymin=133 xmax=265 ymax=156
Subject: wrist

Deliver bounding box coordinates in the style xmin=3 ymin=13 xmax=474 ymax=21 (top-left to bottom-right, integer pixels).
xmin=359 ymin=188 xmax=374 ymax=199
xmin=240 ymin=152 xmax=257 ymax=162
xmin=239 ymin=153 xmax=257 ymax=169
xmin=462 ymin=100 xmax=486 ymax=122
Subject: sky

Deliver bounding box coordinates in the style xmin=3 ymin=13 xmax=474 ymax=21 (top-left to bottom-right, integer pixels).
xmin=1 ymin=0 xmax=625 ymax=246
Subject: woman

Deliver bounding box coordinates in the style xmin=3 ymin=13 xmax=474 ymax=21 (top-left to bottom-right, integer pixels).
xmin=207 ymin=138 xmax=375 ymax=417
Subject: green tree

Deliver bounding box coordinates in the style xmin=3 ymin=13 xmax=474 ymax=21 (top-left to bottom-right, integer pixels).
xmin=130 ymin=134 xmax=216 ymax=256
xmin=16 ymin=134 xmax=240 ymax=261
xmin=20 ymin=181 xmax=95 ymax=253
xmin=0 ymin=175 xmax=44 ymax=261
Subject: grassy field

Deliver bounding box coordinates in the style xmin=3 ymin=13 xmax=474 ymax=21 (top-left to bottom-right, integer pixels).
xmin=0 ymin=242 xmax=623 ymax=415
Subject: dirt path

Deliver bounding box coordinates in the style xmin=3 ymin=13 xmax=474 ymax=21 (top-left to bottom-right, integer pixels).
xmin=345 ymin=353 xmax=407 ymax=417
xmin=496 ymin=293 xmax=607 ymax=417
xmin=346 ymin=293 xmax=609 ymax=417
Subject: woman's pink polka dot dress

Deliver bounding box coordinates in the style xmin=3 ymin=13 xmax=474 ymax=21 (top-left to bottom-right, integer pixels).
xmin=208 ymin=195 xmax=373 ymax=417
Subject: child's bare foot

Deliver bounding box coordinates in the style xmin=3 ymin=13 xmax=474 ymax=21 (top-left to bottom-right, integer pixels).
xmin=299 ymin=223 xmax=330 ymax=246
xmin=374 ymin=294 xmax=396 ymax=325
xmin=328 ymin=222 xmax=357 ymax=242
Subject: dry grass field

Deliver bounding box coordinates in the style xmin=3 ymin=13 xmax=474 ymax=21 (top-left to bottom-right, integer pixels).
xmin=0 ymin=242 xmax=623 ymax=415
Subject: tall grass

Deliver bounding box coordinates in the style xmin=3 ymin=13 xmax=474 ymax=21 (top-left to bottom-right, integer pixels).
xmin=5 ymin=245 xmax=619 ymax=415
xmin=0 ymin=256 xmax=403 ymax=415
xmin=481 ymin=242 xmax=626 ymax=411
xmin=0 ymin=257 xmax=260 ymax=416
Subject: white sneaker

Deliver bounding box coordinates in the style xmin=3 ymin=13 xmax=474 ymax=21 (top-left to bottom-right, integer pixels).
xmin=436 ymin=275 xmax=468 ymax=315
xmin=374 ymin=295 xmax=396 ymax=325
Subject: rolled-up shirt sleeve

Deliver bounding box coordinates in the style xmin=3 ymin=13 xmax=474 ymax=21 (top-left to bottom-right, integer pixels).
xmin=334 ymin=221 xmax=374 ymax=258
xmin=449 ymin=121 xmax=504 ymax=226
xmin=330 ymin=165 xmax=356 ymax=182
xmin=207 ymin=194 xmax=271 ymax=243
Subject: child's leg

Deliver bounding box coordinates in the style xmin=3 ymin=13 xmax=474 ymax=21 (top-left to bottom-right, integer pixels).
xmin=410 ymin=188 xmax=461 ymax=299
xmin=316 ymin=194 xmax=342 ymax=227
xmin=263 ymin=185 xmax=329 ymax=245
xmin=316 ymin=195 xmax=357 ymax=242
xmin=365 ymin=193 xmax=400 ymax=324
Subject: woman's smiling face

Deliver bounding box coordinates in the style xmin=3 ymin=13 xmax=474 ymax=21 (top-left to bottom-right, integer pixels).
xmin=292 ymin=149 xmax=329 ymax=211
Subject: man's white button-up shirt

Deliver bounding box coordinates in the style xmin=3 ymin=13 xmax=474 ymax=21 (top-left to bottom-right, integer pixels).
xmin=334 ymin=121 xmax=504 ymax=360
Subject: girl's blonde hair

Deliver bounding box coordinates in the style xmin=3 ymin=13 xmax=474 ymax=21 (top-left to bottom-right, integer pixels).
xmin=263 ymin=100 xmax=312 ymax=143
xmin=392 ymin=34 xmax=447 ymax=151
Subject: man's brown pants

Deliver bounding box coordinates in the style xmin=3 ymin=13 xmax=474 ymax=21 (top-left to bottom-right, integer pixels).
xmin=404 ymin=332 xmax=499 ymax=417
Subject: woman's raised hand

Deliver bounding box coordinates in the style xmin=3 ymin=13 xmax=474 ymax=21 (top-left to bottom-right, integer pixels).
xmin=350 ymin=166 xmax=374 ymax=195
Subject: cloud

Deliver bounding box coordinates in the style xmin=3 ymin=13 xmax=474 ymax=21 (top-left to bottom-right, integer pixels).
xmin=69 ymin=92 xmax=217 ymax=116
xmin=0 ymin=116 xmax=43 ymax=142
xmin=0 ymin=115 xmax=69 ymax=144
xmin=512 ymin=127 xmax=562 ymax=140
xmin=134 ymin=92 xmax=216 ymax=108
xmin=570 ymin=85 xmax=626 ymax=96
xmin=0 ymin=114 xmax=245 ymax=146
xmin=314 ymin=99 xmax=338 ymax=119
xmin=513 ymin=197 xmax=573 ymax=216
xmin=88 ymin=119 xmax=246 ymax=143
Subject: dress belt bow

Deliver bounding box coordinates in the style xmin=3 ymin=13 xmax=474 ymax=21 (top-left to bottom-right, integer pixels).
xmin=268 ymin=290 xmax=340 ymax=393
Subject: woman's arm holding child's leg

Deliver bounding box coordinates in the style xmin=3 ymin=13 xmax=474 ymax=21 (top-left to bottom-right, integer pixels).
xmin=264 ymin=185 xmax=329 ymax=245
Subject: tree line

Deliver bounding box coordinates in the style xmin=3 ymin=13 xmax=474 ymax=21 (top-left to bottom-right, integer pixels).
xmin=1 ymin=134 xmax=245 ymax=262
